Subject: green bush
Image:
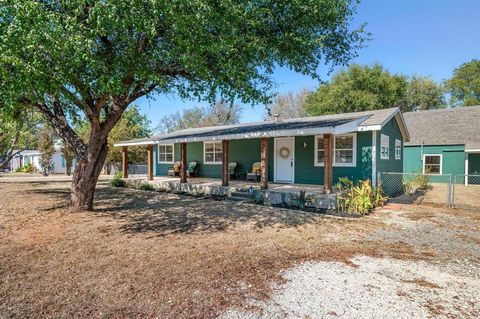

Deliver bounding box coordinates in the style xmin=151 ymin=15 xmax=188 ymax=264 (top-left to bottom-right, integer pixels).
xmin=15 ymin=163 xmax=37 ymax=173
xmin=403 ymin=172 xmax=430 ymax=194
xmin=139 ymin=183 xmax=155 ymax=191
xmin=113 ymin=171 xmax=123 ymax=179
xmin=110 ymin=177 xmax=126 ymax=187
xmin=337 ymin=178 xmax=387 ymax=215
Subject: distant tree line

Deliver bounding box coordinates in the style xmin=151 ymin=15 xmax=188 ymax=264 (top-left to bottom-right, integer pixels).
xmin=266 ymin=59 xmax=480 ymax=119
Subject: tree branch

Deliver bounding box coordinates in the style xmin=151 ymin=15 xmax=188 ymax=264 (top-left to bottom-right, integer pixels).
xmin=34 ymin=100 xmax=87 ymax=159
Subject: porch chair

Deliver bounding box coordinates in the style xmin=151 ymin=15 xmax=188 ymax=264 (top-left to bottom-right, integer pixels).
xmin=228 ymin=162 xmax=238 ymax=179
xmin=246 ymin=162 xmax=261 ymax=182
xmin=186 ymin=161 xmax=198 ymax=177
xmin=167 ymin=161 xmax=182 ymax=177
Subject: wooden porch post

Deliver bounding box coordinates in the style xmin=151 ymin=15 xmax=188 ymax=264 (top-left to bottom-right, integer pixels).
xmin=122 ymin=146 xmax=128 ymax=178
xmin=260 ymin=137 xmax=269 ymax=190
xmin=222 ymin=140 xmax=229 ymax=186
xmin=147 ymin=144 xmax=154 ymax=181
xmin=180 ymin=142 xmax=187 ymax=183
xmin=323 ymin=134 xmax=333 ymax=193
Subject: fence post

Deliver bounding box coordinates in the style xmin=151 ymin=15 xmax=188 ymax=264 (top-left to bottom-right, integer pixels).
xmin=448 ymin=174 xmax=453 ymax=208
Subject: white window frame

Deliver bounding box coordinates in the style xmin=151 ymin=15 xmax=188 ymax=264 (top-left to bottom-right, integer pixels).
xmin=380 ymin=134 xmax=390 ymax=160
xmin=395 ymin=139 xmax=402 ymax=160
xmin=157 ymin=144 xmax=174 ymax=164
xmin=314 ymin=133 xmax=357 ymax=167
xmin=203 ymin=141 xmax=223 ymax=164
xmin=423 ymin=154 xmax=442 ymax=175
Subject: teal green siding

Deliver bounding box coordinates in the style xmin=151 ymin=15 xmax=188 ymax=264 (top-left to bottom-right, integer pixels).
xmin=294 ymin=132 xmax=373 ymax=185
xmin=469 ymin=154 xmax=480 ymax=174
xmin=154 ymin=139 xmax=275 ymax=181
xmin=377 ymin=117 xmax=404 ymax=174
xmin=153 ymin=144 xmax=181 ymax=176
xmin=403 ymin=144 xmax=465 ymax=183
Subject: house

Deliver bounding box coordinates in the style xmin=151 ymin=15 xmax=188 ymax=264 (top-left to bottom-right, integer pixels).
xmin=115 ymin=107 xmax=409 ymax=191
xmin=403 ymin=106 xmax=480 ymax=184
xmin=8 ymin=140 xmax=75 ymax=174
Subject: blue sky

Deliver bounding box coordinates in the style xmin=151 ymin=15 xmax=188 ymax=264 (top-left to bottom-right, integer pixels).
xmin=137 ymin=0 xmax=480 ymax=126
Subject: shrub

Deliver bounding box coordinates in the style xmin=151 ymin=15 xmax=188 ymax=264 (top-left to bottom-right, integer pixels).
xmin=139 ymin=183 xmax=155 ymax=191
xmin=337 ymin=178 xmax=387 ymax=215
xmin=15 ymin=163 xmax=37 ymax=174
xmin=110 ymin=171 xmax=127 ymax=187
xmin=403 ymin=172 xmax=430 ymax=194
xmin=290 ymin=190 xmax=311 ymax=209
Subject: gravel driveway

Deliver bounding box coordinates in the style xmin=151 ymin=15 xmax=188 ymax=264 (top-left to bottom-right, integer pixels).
xmin=221 ymin=205 xmax=480 ymax=319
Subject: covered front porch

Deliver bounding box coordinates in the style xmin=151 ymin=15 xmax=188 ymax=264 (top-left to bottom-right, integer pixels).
xmin=117 ymin=134 xmax=337 ymax=193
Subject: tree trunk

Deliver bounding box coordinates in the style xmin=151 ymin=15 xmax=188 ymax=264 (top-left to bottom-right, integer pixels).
xmin=106 ymin=163 xmax=112 ymax=175
xmin=0 ymin=130 xmax=21 ymax=170
xmin=70 ymin=138 xmax=108 ymax=212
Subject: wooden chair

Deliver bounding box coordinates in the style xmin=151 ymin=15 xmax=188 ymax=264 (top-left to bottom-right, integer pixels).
xmin=186 ymin=161 xmax=198 ymax=177
xmin=228 ymin=162 xmax=238 ymax=179
xmin=167 ymin=161 xmax=182 ymax=176
xmin=246 ymin=162 xmax=261 ymax=181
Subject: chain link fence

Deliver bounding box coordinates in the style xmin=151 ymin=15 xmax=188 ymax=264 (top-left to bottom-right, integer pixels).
xmin=379 ymin=172 xmax=453 ymax=206
xmin=452 ymin=175 xmax=480 ymax=210
xmin=379 ymin=172 xmax=480 ymax=210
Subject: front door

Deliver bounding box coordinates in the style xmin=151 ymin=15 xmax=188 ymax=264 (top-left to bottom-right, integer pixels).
xmin=275 ymin=137 xmax=294 ymax=183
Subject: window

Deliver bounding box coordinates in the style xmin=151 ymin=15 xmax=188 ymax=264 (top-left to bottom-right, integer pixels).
xmin=204 ymin=141 xmax=223 ymax=164
xmin=61 ymin=155 xmax=66 ymax=168
xmin=423 ymin=154 xmax=442 ymax=174
xmin=158 ymin=144 xmax=174 ymax=163
xmin=334 ymin=135 xmax=354 ymax=165
xmin=314 ymin=134 xmax=356 ymax=167
xmin=395 ymin=139 xmax=402 ymax=160
xmin=380 ymin=134 xmax=389 ymax=160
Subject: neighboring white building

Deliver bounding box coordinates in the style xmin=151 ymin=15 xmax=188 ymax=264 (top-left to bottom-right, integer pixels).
xmin=8 ymin=141 xmax=75 ymax=174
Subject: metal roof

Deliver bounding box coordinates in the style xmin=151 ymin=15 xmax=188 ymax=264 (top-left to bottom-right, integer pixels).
xmin=115 ymin=107 xmax=408 ymax=146
xmin=404 ymin=105 xmax=480 ymax=150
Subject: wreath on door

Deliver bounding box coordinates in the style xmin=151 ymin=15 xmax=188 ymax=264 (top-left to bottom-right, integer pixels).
xmin=279 ymin=147 xmax=290 ymax=158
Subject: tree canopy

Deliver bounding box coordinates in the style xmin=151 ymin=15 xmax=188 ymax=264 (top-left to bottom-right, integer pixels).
xmin=305 ymin=64 xmax=446 ymax=115
xmin=264 ymin=89 xmax=311 ymax=120
xmin=0 ymin=0 xmax=366 ymax=210
xmin=157 ymin=101 xmax=242 ymax=133
xmin=447 ymin=59 xmax=480 ymax=106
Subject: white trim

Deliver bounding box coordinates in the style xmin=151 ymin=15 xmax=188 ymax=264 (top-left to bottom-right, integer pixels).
xmin=423 ymin=154 xmax=443 ymax=175
xmin=273 ymin=137 xmax=295 ymax=183
xmin=357 ymin=112 xmax=410 ymax=142
xmin=465 ymin=153 xmax=469 ymax=186
xmin=203 ymin=141 xmax=223 ymax=165
xmin=380 ymin=134 xmax=389 ymax=160
xmin=115 ymin=141 xmax=155 ymax=147
xmin=157 ymin=144 xmax=174 ymax=164
xmin=314 ymin=133 xmax=357 ymax=167
xmin=465 ymin=149 xmax=480 ymax=153
xmin=395 ymin=139 xmax=402 ymax=160
xmin=372 ymin=131 xmax=377 ymax=188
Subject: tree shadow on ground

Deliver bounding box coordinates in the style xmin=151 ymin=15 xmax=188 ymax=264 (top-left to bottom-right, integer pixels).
xmin=28 ymin=182 xmax=323 ymax=236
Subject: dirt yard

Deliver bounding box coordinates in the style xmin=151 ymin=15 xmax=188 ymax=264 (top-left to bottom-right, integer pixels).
xmin=1 ymin=181 xmax=479 ymax=318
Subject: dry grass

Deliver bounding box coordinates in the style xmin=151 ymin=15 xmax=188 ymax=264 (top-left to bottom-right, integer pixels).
xmin=0 ymin=181 xmax=471 ymax=318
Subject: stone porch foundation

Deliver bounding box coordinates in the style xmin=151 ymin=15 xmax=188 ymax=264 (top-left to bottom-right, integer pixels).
xmin=125 ymin=178 xmax=338 ymax=210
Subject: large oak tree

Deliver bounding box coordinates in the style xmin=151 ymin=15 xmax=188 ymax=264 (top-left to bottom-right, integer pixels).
xmin=0 ymin=0 xmax=366 ymax=211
